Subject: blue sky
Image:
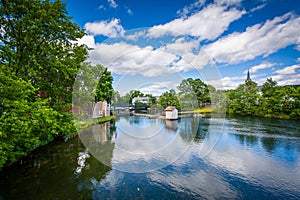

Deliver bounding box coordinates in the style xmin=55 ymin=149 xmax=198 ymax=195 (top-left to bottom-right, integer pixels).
xmin=66 ymin=0 xmax=300 ymax=95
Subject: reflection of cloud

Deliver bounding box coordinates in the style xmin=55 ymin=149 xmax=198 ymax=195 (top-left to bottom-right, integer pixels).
xmin=205 ymin=134 xmax=300 ymax=196
xmin=87 ymin=118 xmax=300 ymax=199
xmin=147 ymin=163 xmax=239 ymax=199
xmin=111 ymin=118 xmax=190 ymax=172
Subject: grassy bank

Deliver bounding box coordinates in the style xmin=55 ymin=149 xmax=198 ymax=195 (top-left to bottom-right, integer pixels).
xmin=193 ymin=106 xmax=213 ymax=113
xmin=74 ymin=116 xmax=116 ymax=134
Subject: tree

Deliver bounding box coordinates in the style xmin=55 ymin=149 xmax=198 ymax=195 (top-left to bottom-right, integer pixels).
xmin=226 ymin=80 xmax=260 ymax=116
xmin=128 ymin=90 xmax=144 ymax=105
xmin=157 ymin=89 xmax=181 ymax=110
xmin=261 ymin=78 xmax=278 ymax=98
xmin=177 ymin=78 xmax=210 ymax=109
xmin=0 ymin=0 xmax=87 ymax=108
xmin=145 ymin=93 xmax=156 ymax=107
xmin=0 ymin=70 xmax=69 ymax=169
xmin=95 ymin=68 xmax=114 ymax=104
xmin=0 ymin=0 xmax=88 ymax=169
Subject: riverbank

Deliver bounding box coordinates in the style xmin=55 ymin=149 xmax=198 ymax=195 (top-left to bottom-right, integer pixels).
xmin=0 ymin=116 xmax=116 ymax=171
xmin=74 ymin=116 xmax=116 ymax=134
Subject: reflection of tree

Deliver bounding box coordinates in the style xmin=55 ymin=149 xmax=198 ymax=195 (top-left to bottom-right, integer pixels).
xmin=245 ymin=135 xmax=258 ymax=146
xmin=234 ymin=134 xmax=258 ymax=147
xmin=179 ymin=117 xmax=207 ymax=143
xmin=80 ymin=122 xmax=116 ymax=168
xmin=128 ymin=116 xmax=142 ymax=125
xmin=261 ymin=137 xmax=277 ymax=153
xmin=0 ymin=135 xmax=112 ymax=199
xmin=195 ymin=118 xmax=209 ymax=143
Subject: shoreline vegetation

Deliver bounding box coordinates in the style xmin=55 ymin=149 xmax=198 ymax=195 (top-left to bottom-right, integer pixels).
xmin=74 ymin=116 xmax=116 ymax=135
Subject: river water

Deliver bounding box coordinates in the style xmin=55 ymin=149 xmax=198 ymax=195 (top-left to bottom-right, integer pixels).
xmin=0 ymin=116 xmax=300 ymax=199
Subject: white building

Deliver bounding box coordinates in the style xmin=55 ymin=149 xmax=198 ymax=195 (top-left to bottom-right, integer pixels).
xmin=132 ymin=96 xmax=150 ymax=105
xmin=165 ymin=106 xmax=178 ymax=120
xmin=92 ymin=101 xmax=110 ymax=118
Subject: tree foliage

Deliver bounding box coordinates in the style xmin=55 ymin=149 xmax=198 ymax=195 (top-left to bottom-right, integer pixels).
xmin=0 ymin=0 xmax=87 ymax=108
xmin=95 ymin=68 xmax=114 ymax=104
xmin=226 ymin=79 xmax=300 ymax=119
xmin=177 ymin=78 xmax=211 ymax=110
xmin=157 ymin=89 xmax=181 ymax=110
xmin=0 ymin=0 xmax=87 ymax=169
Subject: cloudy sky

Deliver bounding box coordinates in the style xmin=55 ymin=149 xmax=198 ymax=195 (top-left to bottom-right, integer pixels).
xmin=66 ymin=0 xmax=300 ymax=95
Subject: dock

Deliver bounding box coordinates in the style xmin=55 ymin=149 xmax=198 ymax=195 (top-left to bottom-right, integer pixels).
xmin=132 ymin=113 xmax=166 ymax=120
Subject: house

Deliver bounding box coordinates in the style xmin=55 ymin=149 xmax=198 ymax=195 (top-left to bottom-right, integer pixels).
xmin=165 ymin=106 xmax=178 ymax=120
xmin=92 ymin=101 xmax=110 ymax=118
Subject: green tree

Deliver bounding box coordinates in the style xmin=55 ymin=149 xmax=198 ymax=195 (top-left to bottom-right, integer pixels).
xmin=0 ymin=70 xmax=71 ymax=169
xmin=95 ymin=68 xmax=114 ymax=104
xmin=0 ymin=0 xmax=87 ymax=108
xmin=226 ymin=80 xmax=260 ymax=116
xmin=157 ymin=89 xmax=181 ymax=110
xmin=128 ymin=90 xmax=144 ymax=105
xmin=0 ymin=0 xmax=88 ymax=169
xmin=145 ymin=93 xmax=156 ymax=107
xmin=177 ymin=78 xmax=210 ymax=109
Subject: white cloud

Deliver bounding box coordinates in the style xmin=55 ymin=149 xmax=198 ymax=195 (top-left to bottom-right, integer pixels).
xmin=264 ymin=64 xmax=300 ymax=86
xmin=207 ymin=75 xmax=245 ymax=90
xmin=250 ymin=3 xmax=267 ymax=13
xmin=98 ymin=4 xmax=106 ymax=10
xmin=77 ymin=35 xmax=96 ymax=49
xmin=88 ymin=42 xmax=180 ymax=76
xmin=162 ymin=38 xmax=199 ymax=56
xmin=297 ymin=58 xmax=300 ymax=63
xmin=84 ymin=18 xmax=125 ymax=37
xmin=271 ymin=73 xmax=300 ymax=85
xmin=275 ymin=64 xmax=300 ymax=75
xmin=125 ymin=30 xmax=147 ymax=41
xmin=107 ymin=0 xmax=118 ymax=8
xmin=148 ymin=4 xmax=245 ymax=40
xmin=203 ymin=13 xmax=300 ymax=64
xmin=245 ymin=62 xmax=274 ymax=74
xmin=89 ymin=42 xmax=140 ymax=66
xmin=124 ymin=6 xmax=133 ymax=15
xmin=87 ymin=35 xmax=212 ymax=77
xmin=214 ymin=0 xmax=242 ymax=7
xmin=176 ymin=0 xmax=206 ymax=18
xmin=139 ymin=82 xmax=177 ymax=96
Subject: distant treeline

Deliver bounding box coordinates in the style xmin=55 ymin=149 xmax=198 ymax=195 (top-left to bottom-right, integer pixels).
xmin=226 ymin=78 xmax=300 ymax=119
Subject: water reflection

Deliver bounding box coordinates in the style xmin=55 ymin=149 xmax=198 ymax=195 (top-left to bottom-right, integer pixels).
xmin=165 ymin=120 xmax=178 ymax=130
xmin=227 ymin=117 xmax=300 ymax=155
xmin=79 ymin=116 xmax=213 ymax=173
xmin=80 ymin=122 xmax=115 ymax=168
xmin=1 ymin=116 xmax=300 ymax=199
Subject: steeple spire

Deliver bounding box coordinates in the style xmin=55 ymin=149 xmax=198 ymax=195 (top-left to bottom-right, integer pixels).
xmin=245 ymin=69 xmax=251 ymax=83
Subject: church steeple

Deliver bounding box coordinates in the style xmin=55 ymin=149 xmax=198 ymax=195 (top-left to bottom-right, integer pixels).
xmin=245 ymin=69 xmax=251 ymax=83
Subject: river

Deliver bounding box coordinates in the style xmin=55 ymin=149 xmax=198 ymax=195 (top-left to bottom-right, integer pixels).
xmin=0 ymin=115 xmax=300 ymax=199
